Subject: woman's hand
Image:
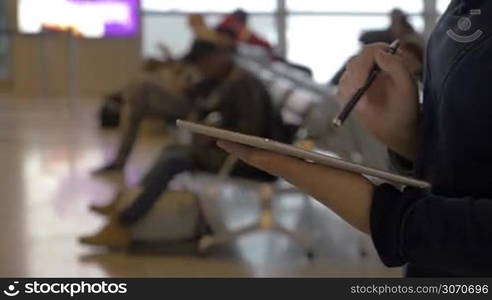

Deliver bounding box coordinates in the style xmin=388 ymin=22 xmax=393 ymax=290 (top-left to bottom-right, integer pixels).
xmin=217 ymin=141 xmax=375 ymax=233
xmin=338 ymin=43 xmax=420 ymax=160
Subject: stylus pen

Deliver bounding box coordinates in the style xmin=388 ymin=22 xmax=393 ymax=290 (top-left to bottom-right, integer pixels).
xmin=332 ymin=39 xmax=401 ymax=128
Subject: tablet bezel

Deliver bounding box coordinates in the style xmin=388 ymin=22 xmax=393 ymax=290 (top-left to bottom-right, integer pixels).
xmin=177 ymin=120 xmax=430 ymax=189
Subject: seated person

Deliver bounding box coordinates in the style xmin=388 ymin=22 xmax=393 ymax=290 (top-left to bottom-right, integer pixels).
xmin=94 ymin=11 xmax=270 ymax=174
xmin=360 ymin=8 xmax=420 ymax=45
xmin=80 ymin=40 xmax=286 ymax=247
xmin=215 ymin=9 xmax=274 ymax=54
xmin=95 ymin=60 xmax=197 ymax=173
xmin=331 ymin=8 xmax=423 ymax=85
xmin=213 ymin=9 xmax=313 ymax=75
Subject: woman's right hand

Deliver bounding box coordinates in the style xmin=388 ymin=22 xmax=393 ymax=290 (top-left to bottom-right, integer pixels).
xmin=337 ymin=43 xmax=420 ymax=160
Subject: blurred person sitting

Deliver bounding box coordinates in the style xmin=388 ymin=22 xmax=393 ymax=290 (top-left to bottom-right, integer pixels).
xmin=362 ymin=8 xmax=424 ymax=77
xmin=331 ymin=8 xmax=423 ymax=85
xmin=80 ymin=39 xmax=287 ymax=247
xmin=93 ymin=12 xmax=255 ymax=174
xmin=94 ymin=48 xmax=198 ymax=174
xmin=215 ymin=9 xmax=274 ymax=54
xmin=360 ymin=8 xmax=420 ymax=45
xmin=192 ymin=9 xmax=313 ymax=78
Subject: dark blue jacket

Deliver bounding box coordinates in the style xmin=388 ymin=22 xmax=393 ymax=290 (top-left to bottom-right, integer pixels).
xmin=371 ymin=0 xmax=492 ymax=277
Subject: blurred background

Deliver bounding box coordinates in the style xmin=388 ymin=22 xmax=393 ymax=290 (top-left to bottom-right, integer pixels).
xmin=0 ymin=0 xmax=449 ymax=277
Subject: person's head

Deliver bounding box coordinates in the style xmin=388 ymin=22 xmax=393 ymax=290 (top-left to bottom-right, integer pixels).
xmin=231 ymin=9 xmax=248 ymax=25
xmin=390 ymin=8 xmax=415 ymax=37
xmin=184 ymin=40 xmax=234 ymax=80
xmin=390 ymin=9 xmax=406 ymax=24
xmin=188 ymin=14 xmax=206 ymax=30
xmin=215 ymin=9 xmax=249 ymax=38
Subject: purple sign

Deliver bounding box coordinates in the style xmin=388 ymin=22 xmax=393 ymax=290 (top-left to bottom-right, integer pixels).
xmin=19 ymin=0 xmax=139 ymax=38
xmin=67 ymin=0 xmax=139 ymax=37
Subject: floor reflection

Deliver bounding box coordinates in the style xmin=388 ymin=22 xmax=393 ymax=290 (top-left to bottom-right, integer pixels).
xmin=0 ymin=97 xmax=401 ymax=277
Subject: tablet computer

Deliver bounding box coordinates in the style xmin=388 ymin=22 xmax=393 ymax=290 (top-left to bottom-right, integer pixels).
xmin=177 ymin=120 xmax=430 ymax=189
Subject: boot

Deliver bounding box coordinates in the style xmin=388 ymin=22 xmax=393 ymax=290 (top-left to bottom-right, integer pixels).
xmin=79 ymin=218 xmax=131 ymax=248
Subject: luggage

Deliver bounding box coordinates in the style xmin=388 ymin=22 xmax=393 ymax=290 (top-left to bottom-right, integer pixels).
xmin=99 ymin=93 xmax=123 ymax=128
xmin=113 ymin=188 xmax=208 ymax=243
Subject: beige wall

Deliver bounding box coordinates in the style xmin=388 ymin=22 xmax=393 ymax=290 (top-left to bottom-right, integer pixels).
xmin=7 ymin=0 xmax=141 ymax=97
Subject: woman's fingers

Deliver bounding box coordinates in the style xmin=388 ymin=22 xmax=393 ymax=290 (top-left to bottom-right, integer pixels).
xmin=350 ymin=43 xmax=389 ymax=83
xmin=216 ymin=140 xmax=302 ymax=177
xmin=217 ymin=140 xmax=253 ymax=160
xmin=374 ymin=50 xmax=412 ymax=84
xmin=337 ymin=43 xmax=388 ymax=105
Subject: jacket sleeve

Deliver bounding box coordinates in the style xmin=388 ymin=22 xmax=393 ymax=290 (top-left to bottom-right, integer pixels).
xmin=371 ymin=184 xmax=492 ymax=276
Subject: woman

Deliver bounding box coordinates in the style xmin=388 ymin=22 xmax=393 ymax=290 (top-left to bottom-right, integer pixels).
xmin=217 ymin=0 xmax=492 ymax=277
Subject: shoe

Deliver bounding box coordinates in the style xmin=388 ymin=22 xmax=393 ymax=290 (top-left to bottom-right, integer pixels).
xmin=79 ymin=218 xmax=131 ymax=248
xmin=90 ymin=203 xmax=117 ymax=216
xmin=90 ymin=192 xmax=122 ymax=216
xmin=92 ymin=163 xmax=123 ymax=175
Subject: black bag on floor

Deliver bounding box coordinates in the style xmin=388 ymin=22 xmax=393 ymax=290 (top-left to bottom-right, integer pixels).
xmin=99 ymin=93 xmax=123 ymax=128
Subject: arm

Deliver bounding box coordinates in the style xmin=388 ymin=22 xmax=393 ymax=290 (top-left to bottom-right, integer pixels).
xmin=93 ymin=94 xmax=146 ymax=173
xmin=218 ymin=141 xmax=374 ymax=233
xmin=218 ymin=141 xmax=492 ymax=275
xmin=112 ymin=99 xmax=146 ymax=167
xmin=373 ymin=184 xmax=492 ymax=275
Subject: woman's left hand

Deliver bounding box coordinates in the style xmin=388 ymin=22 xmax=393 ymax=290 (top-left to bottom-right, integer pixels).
xmin=217 ymin=140 xmax=304 ymax=178
xmin=217 ymin=140 xmax=375 ymax=233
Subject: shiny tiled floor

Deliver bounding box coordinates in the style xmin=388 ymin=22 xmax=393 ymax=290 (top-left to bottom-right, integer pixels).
xmin=0 ymin=96 xmax=401 ymax=277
